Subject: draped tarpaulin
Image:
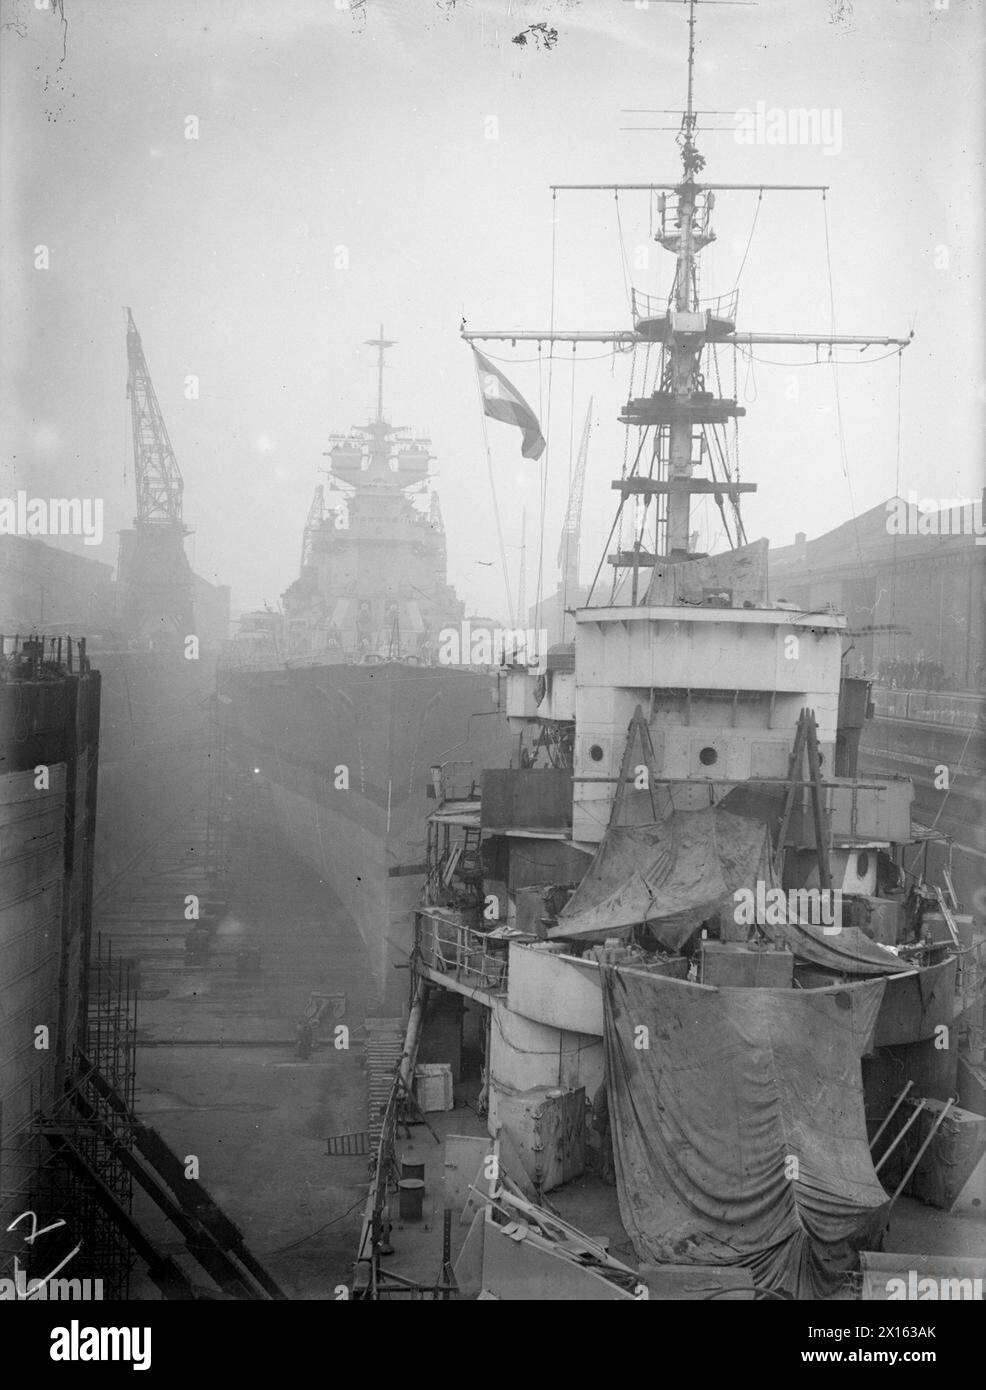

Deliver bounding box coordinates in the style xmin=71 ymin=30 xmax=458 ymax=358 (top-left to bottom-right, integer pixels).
xmin=550 ymin=807 xmax=773 ymax=950
xmin=602 ymin=966 xmax=890 ymax=1298
xmin=768 ymin=918 xmax=907 ymax=977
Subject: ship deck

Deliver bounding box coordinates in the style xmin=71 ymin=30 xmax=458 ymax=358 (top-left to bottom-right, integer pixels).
xmin=379 ymin=1096 xmax=986 ymax=1301
xmin=375 ymin=1085 xmax=634 ymax=1298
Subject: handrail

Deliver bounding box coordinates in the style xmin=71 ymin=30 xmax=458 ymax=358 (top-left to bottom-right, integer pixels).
xmin=417 ymin=910 xmax=509 ymax=994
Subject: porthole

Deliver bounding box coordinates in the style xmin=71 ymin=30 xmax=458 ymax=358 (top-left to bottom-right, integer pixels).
xmin=698 ymin=746 xmax=718 ymax=766
xmin=856 ymin=851 xmax=870 ymax=878
xmin=589 ymin=744 xmax=604 ymax=762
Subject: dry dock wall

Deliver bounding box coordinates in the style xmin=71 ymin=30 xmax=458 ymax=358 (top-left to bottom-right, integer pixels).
xmin=0 ymin=658 xmax=100 ymax=1262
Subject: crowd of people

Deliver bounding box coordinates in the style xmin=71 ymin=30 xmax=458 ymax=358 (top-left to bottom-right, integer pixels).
xmin=876 ymin=656 xmax=973 ymax=692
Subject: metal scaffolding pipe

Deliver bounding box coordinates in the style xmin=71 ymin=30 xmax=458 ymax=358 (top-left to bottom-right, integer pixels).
xmin=888 ymin=1100 xmax=956 ymax=1208
xmin=869 ymin=1080 xmax=914 ymax=1153
xmin=873 ymin=1100 xmax=926 ymax=1175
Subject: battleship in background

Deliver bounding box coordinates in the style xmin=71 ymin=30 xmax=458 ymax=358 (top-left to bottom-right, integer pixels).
xmin=354 ymin=4 xmax=986 ymax=1301
xmin=222 ymin=333 xmax=512 ymax=1006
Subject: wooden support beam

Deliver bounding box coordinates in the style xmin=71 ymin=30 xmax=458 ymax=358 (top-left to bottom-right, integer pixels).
xmin=608 ymin=551 xmax=658 ymax=567
xmin=805 ymin=709 xmax=833 ymax=894
xmin=43 ymin=1133 xmax=196 ymax=1300
xmin=774 ymin=715 xmax=807 ymax=881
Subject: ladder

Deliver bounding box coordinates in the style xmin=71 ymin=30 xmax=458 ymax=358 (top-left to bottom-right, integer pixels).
xmin=365 ymin=1017 xmax=406 ymax=1147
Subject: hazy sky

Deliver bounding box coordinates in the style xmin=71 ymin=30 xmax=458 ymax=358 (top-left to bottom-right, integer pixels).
xmin=2 ymin=0 xmax=982 ymax=623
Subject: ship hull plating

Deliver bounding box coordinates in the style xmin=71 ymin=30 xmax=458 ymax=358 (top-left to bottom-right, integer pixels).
xmin=224 ymin=660 xmax=510 ymax=1003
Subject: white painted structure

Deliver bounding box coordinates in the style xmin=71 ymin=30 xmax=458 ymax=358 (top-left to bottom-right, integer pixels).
xmin=571 ymin=606 xmax=845 ymax=841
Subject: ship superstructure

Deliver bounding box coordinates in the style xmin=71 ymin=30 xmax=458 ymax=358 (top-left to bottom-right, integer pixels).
xmin=354 ymin=3 xmax=986 ymax=1301
xmin=281 ymin=330 xmax=463 ymax=661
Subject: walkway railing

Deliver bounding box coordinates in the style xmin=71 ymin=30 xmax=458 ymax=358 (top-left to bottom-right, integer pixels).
xmin=416 ymin=909 xmax=508 ymax=994
xmin=631 ymin=286 xmax=739 ymax=326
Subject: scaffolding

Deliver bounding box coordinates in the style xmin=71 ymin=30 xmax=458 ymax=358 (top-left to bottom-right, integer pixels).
xmin=3 ymin=940 xmax=138 ymax=1301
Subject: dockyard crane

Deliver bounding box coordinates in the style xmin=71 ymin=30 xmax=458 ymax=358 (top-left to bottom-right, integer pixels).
xmin=126 ymin=308 xmax=186 ymax=529
xmin=557 ymin=398 xmax=593 ymax=623
xmin=118 ymin=309 xmax=193 ymax=640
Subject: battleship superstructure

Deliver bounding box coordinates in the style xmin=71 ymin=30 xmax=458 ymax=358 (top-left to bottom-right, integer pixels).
xmin=354 ymin=5 xmax=986 ymax=1301
xmin=222 ymin=333 xmax=511 ymax=1005
xmin=280 ymin=331 xmax=463 ymax=662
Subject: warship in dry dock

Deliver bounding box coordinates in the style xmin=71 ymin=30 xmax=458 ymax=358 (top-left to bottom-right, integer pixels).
xmin=221 ymin=334 xmax=512 ymax=1007
xmin=353 ymin=11 xmax=986 ymax=1301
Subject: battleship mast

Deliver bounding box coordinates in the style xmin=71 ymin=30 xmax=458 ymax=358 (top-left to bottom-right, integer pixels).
xmin=365 ymin=325 xmax=396 ymax=429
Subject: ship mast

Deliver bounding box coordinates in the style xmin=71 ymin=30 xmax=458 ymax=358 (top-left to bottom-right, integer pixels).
xmin=665 ymin=0 xmax=710 ymax=555
xmin=365 ymin=325 xmax=396 ymax=426
xmin=462 ymin=0 xmax=912 ymax=596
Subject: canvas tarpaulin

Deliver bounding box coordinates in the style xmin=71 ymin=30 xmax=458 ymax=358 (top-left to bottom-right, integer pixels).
xmin=550 ymin=807 xmax=773 ymax=950
xmin=602 ymin=966 xmax=890 ymax=1298
xmin=768 ymin=917 xmax=907 ymax=977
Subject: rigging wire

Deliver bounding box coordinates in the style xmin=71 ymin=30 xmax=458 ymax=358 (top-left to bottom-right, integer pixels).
xmin=262 ymin=1194 xmax=366 ymax=1256
xmin=588 ymin=426 xmax=651 ymax=606
xmin=822 ymin=191 xmax=866 ymax=577
xmin=732 ymin=343 xmax=740 ymax=487
xmin=742 ymin=349 xmax=757 ymax=403
xmin=472 ymin=361 xmax=516 ymax=626
xmin=560 ymin=346 xmax=578 ymax=628
xmin=731 ymin=188 xmax=763 ymax=291
xmin=614 ymin=190 xmax=634 ymax=316
xmin=735 ymin=345 xmax=906 ymax=369
xmin=709 ymin=345 xmax=745 ymax=545
xmin=888 ymin=347 xmax=905 ymax=664
xmin=475 ymin=347 xmax=631 ymax=365
xmin=534 ymin=192 xmax=557 ymax=644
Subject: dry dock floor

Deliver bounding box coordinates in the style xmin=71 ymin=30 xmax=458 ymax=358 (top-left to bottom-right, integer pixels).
xmin=94 ymin=801 xmax=376 ymax=1298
